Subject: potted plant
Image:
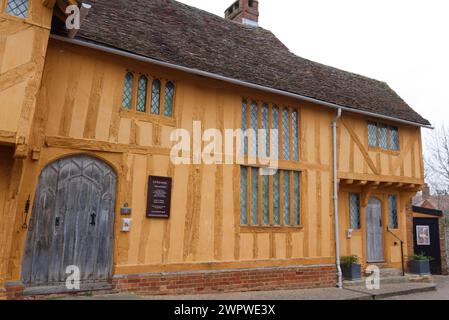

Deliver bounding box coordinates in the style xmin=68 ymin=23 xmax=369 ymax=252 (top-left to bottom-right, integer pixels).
xmin=340 ymin=255 xmax=362 ymax=281
xmin=408 ymin=253 xmax=432 ymax=275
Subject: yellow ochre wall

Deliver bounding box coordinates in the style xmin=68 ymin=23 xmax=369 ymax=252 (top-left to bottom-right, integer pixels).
xmin=0 ymin=0 xmax=53 ymax=147
xmin=0 ymin=0 xmax=53 ymax=291
xmin=3 ymin=36 xmax=424 ymax=283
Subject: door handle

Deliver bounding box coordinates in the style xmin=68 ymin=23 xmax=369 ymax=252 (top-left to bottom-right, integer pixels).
xmin=90 ymin=212 xmax=97 ymax=226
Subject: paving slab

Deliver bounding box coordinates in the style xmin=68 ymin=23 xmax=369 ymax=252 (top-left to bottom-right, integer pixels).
xmin=61 ymin=277 xmax=443 ymax=300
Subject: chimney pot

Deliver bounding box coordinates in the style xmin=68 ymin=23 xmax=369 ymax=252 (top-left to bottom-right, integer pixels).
xmin=225 ymin=0 xmax=259 ymax=27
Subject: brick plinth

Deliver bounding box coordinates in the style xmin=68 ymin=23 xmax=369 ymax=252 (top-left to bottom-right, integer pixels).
xmin=113 ymin=264 xmax=337 ymax=296
xmin=4 ymin=282 xmax=25 ymax=300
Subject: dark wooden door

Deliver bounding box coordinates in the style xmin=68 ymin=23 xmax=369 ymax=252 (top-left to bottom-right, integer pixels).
xmin=22 ymin=155 xmax=117 ymax=287
xmin=413 ymin=217 xmax=441 ymax=274
xmin=366 ymin=197 xmax=384 ymax=262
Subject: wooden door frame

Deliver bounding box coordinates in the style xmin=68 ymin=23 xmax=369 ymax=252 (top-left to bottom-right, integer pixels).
xmin=365 ymin=195 xmax=385 ymax=263
xmin=16 ymin=149 xmax=122 ymax=287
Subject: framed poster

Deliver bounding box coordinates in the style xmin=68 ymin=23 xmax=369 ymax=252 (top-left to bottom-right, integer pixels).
xmin=146 ymin=176 xmax=172 ymax=218
xmin=416 ymin=225 xmax=430 ymax=246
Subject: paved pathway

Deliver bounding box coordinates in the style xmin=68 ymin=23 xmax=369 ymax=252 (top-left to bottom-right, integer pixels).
xmin=385 ymin=275 xmax=449 ymax=300
xmin=65 ymin=276 xmax=448 ymax=300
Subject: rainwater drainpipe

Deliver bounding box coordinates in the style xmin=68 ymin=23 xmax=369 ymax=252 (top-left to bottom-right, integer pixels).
xmin=332 ymin=108 xmax=343 ymax=289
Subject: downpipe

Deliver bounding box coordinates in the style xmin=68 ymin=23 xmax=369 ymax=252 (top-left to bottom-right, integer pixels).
xmin=332 ymin=108 xmax=343 ymax=289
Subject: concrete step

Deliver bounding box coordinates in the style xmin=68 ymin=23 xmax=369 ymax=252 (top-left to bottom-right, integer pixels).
xmin=345 ymin=282 xmax=437 ymax=300
xmin=344 ymin=275 xmax=411 ymax=287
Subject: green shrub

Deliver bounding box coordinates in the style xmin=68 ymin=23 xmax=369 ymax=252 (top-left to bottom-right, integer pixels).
xmin=340 ymin=255 xmax=360 ymax=267
xmin=408 ymin=252 xmax=433 ymax=261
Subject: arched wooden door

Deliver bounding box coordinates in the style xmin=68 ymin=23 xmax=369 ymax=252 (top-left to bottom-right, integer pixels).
xmin=366 ymin=197 xmax=384 ymax=262
xmin=21 ymin=155 xmax=117 ymax=288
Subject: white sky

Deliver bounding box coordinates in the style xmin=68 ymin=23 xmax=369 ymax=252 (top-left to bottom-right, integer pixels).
xmin=177 ymin=0 xmax=449 ymax=146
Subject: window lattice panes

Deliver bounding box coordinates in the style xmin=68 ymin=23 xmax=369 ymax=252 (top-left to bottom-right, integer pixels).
xmin=292 ymin=111 xmax=299 ymax=161
xmin=379 ymin=124 xmax=389 ymax=149
xmin=261 ymin=102 xmax=269 ymax=158
xmin=283 ymin=171 xmax=291 ymax=225
xmin=273 ymin=170 xmax=281 ymax=225
xmin=272 ymin=106 xmax=280 ymax=160
xmin=240 ymin=167 xmax=248 ymax=225
xmin=249 ymin=101 xmax=259 ymax=157
xmin=390 ymin=127 xmax=400 ymax=150
xmin=368 ymin=122 xmax=378 ymax=147
xmin=250 ymin=167 xmax=259 ymax=225
xmin=241 ymin=99 xmax=248 ymax=156
xmin=368 ymin=122 xmax=400 ymax=151
xmin=293 ymin=171 xmax=300 ymax=225
xmin=164 ymin=81 xmax=175 ymax=117
xmin=150 ymin=79 xmax=161 ymax=114
xmin=262 ymin=175 xmax=269 ymax=225
xmin=136 ymin=75 xmax=148 ymax=112
xmin=388 ymin=194 xmax=398 ymax=229
xmin=6 ymin=0 xmax=29 ymax=18
xmin=121 ymin=73 xmax=134 ymax=110
xmin=349 ymin=193 xmax=361 ymax=229
xmin=240 ymin=167 xmax=299 ymax=227
xmin=282 ymin=108 xmax=290 ymax=160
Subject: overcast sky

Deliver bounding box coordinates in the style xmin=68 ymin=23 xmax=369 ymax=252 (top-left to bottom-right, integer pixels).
xmin=178 ymin=0 xmax=449 ymax=145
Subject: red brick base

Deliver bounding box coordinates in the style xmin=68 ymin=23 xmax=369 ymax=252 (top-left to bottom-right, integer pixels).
xmin=113 ymin=264 xmax=337 ymax=296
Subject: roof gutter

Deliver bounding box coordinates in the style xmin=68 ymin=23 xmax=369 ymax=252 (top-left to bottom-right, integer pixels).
xmin=50 ymin=34 xmax=432 ymax=129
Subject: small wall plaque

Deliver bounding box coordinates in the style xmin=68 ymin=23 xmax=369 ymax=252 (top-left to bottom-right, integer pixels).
xmin=146 ymin=176 xmax=172 ymax=219
xmin=120 ymin=202 xmax=132 ymax=215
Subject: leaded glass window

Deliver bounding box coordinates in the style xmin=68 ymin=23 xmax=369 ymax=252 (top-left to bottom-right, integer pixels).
xmin=273 ymin=170 xmax=280 ymax=225
xmin=282 ymin=108 xmax=290 ymax=160
xmin=250 ymin=101 xmax=258 ymax=157
xmin=240 ymin=167 xmax=248 ymax=225
xmin=368 ymin=122 xmax=378 ymax=147
xmin=250 ymin=167 xmax=259 ymax=225
xmin=240 ymin=167 xmax=299 ymax=227
xmin=239 ymin=97 xmax=301 ymax=228
xmin=368 ymin=122 xmax=400 ymax=151
xmin=293 ymin=171 xmax=300 ymax=225
xmin=262 ymin=175 xmax=269 ymax=225
xmin=6 ymin=0 xmax=29 ymax=18
xmin=150 ymin=79 xmax=161 ymax=114
xmin=261 ymin=102 xmax=269 ymax=158
xmin=390 ymin=126 xmax=399 ymax=150
xmin=136 ymin=75 xmax=147 ymax=112
xmin=164 ymin=81 xmax=175 ymax=117
xmin=388 ymin=194 xmax=398 ymax=229
xmin=379 ymin=124 xmax=389 ymax=149
xmin=122 ymin=72 xmax=134 ymax=109
xmin=349 ymin=193 xmax=361 ymax=229
xmin=272 ymin=105 xmax=280 ymax=160
xmin=241 ymin=99 xmax=248 ymax=156
xmin=283 ymin=171 xmax=291 ymax=225
xmin=292 ymin=111 xmax=299 ymax=161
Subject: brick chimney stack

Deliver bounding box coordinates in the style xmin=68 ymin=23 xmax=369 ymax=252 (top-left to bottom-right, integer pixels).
xmin=225 ymin=0 xmax=259 ymax=27
xmin=422 ymin=184 xmax=431 ymax=200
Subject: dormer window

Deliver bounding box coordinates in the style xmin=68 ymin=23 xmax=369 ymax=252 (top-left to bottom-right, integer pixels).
xmin=6 ymin=0 xmax=29 ymax=18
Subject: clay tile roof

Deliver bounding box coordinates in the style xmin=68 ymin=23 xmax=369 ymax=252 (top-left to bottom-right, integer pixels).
xmin=60 ymin=0 xmax=430 ymax=126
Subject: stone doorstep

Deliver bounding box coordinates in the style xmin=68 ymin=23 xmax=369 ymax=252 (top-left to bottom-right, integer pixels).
xmin=344 ymin=282 xmax=437 ymax=300
xmin=344 ymin=273 xmax=433 ymax=288
xmin=11 ymin=282 xmax=115 ymax=298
